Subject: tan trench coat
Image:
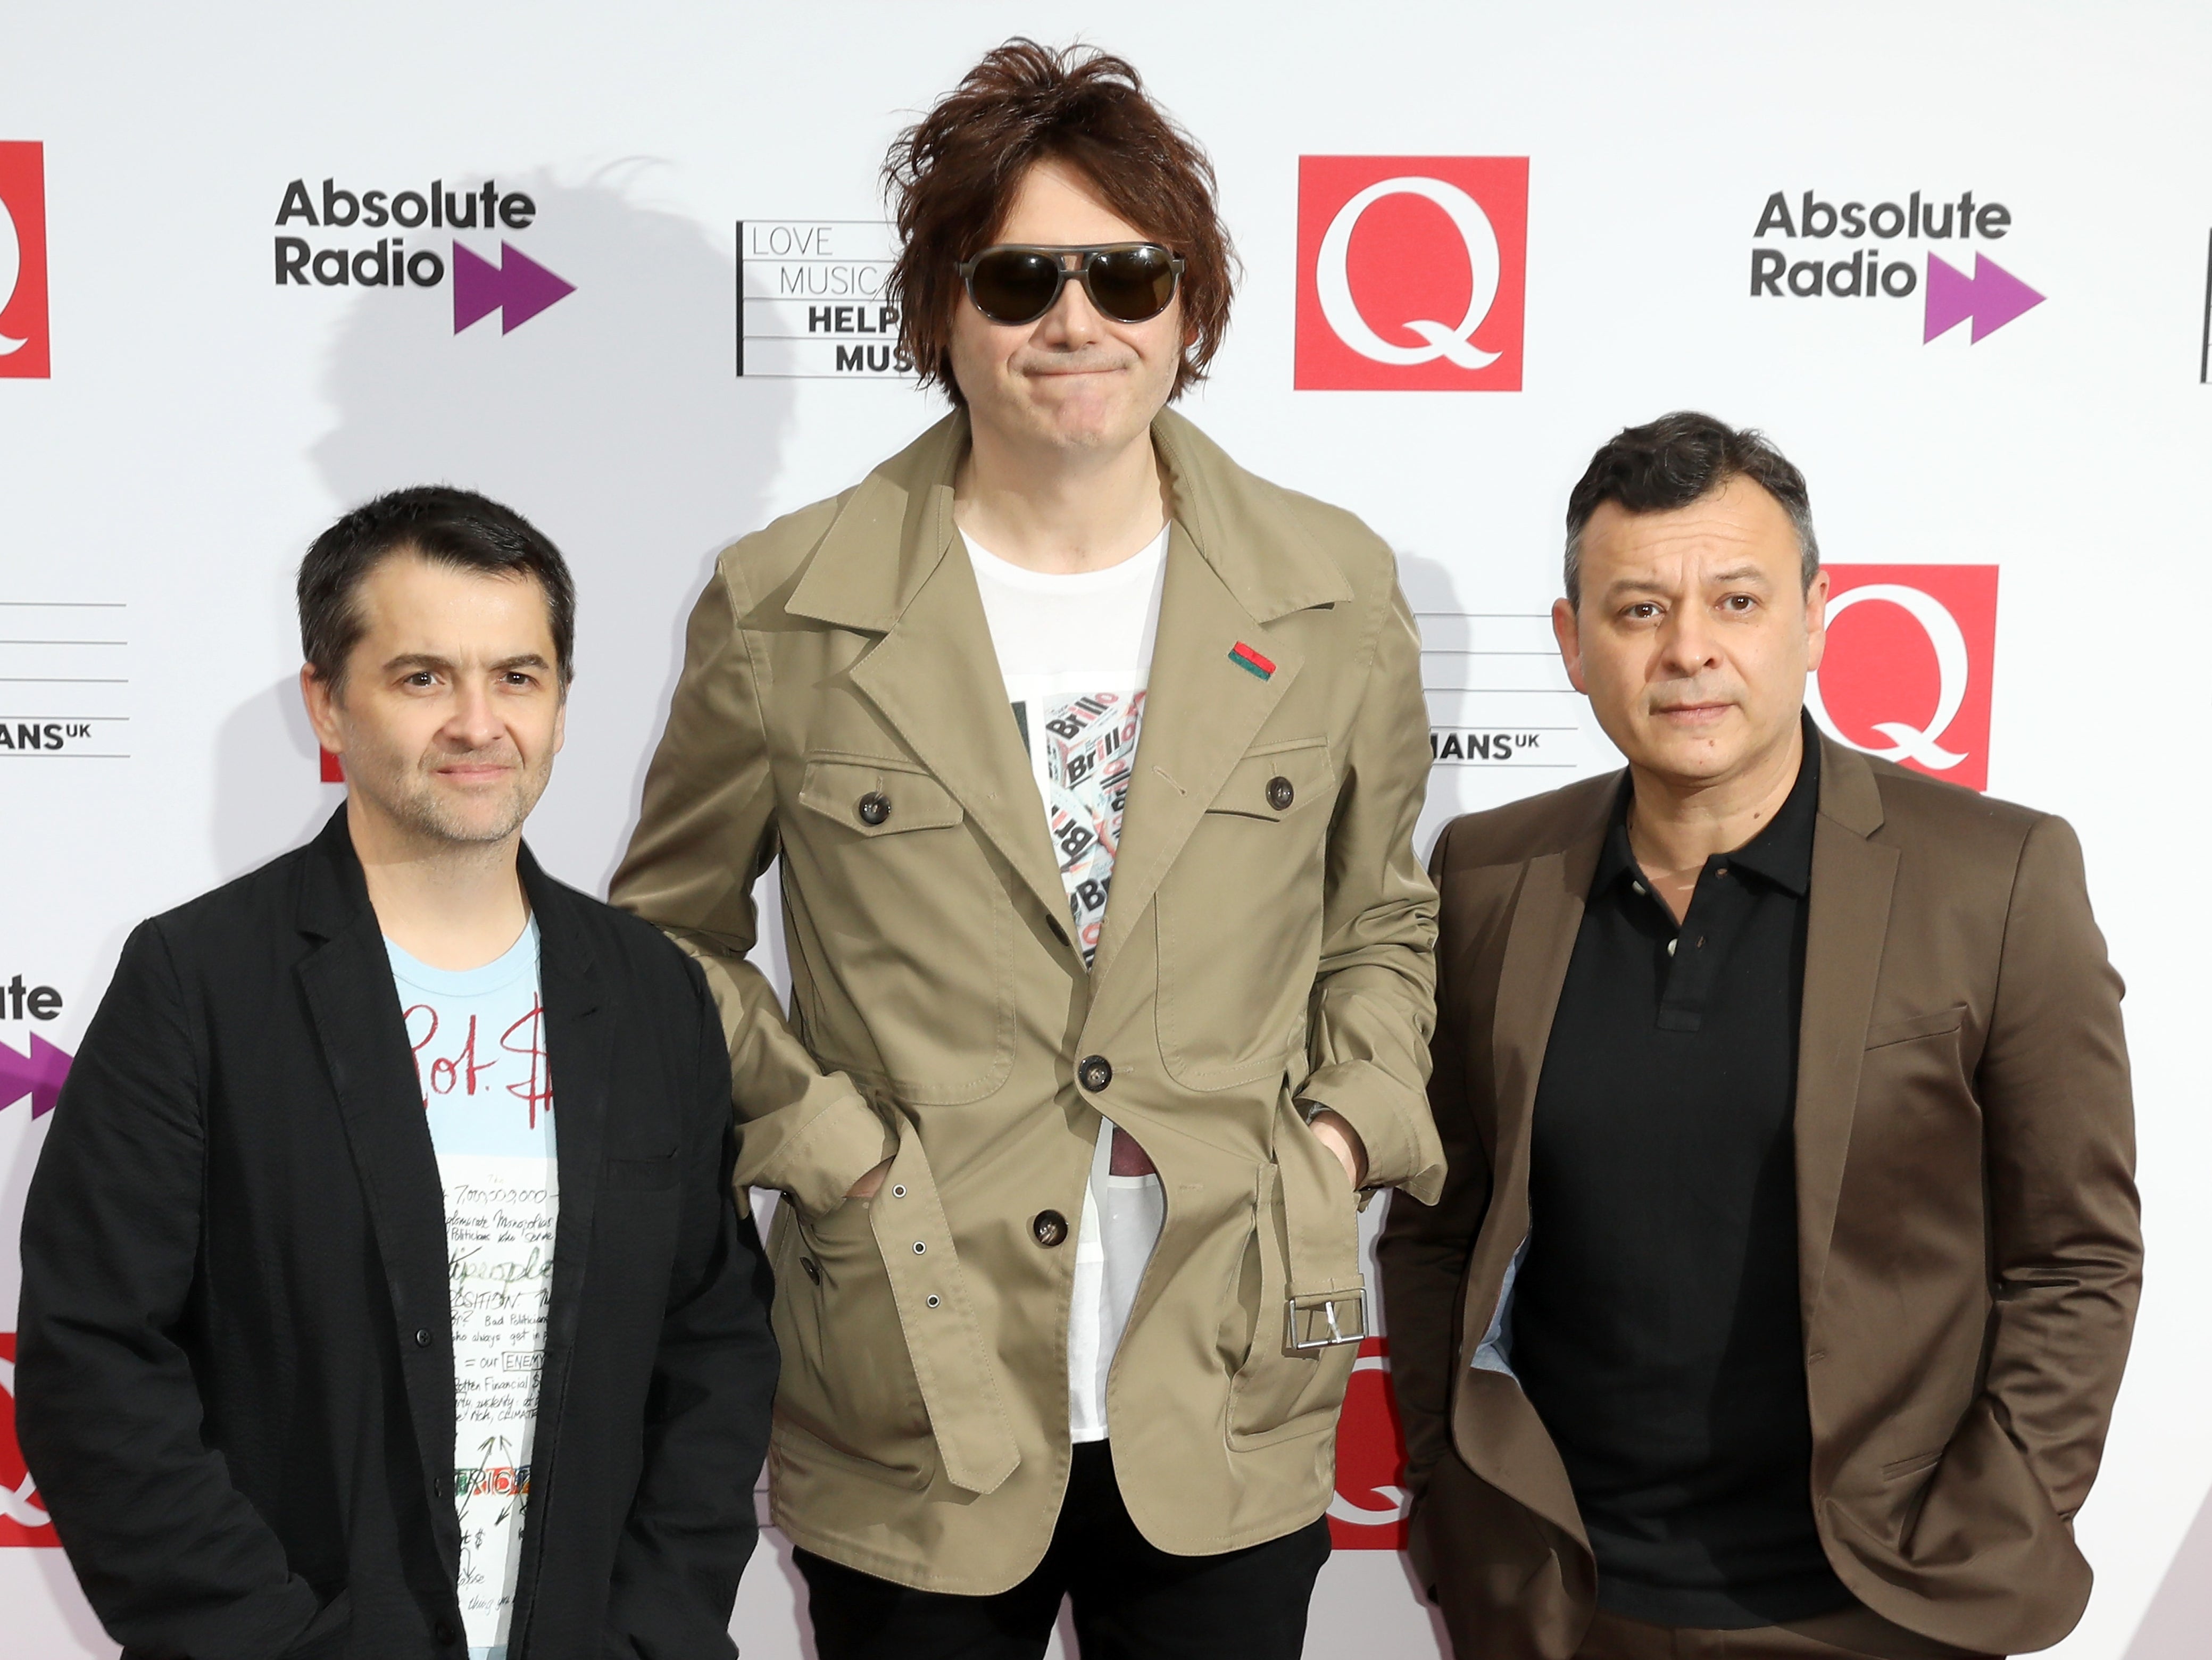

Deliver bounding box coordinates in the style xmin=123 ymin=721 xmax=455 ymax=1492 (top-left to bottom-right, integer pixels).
xmin=611 ymin=408 xmax=1443 ymax=1592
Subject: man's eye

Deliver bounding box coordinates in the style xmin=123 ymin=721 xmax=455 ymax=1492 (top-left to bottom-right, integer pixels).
xmin=1626 ymin=603 xmax=1660 ymax=620
xmin=1722 ymin=594 xmax=1757 ymax=612
xmin=405 ymin=672 xmax=437 ymax=687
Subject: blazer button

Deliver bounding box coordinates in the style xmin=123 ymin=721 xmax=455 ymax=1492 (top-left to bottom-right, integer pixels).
xmin=413 ymin=1328 xmax=433 ymax=1349
xmin=1032 ymin=1209 xmax=1069 ymax=1248
xmin=1267 ymin=775 xmax=1295 ymax=811
xmin=857 ymin=791 xmax=891 ymax=826
xmin=1078 ymin=1055 xmax=1112 ymax=1092
xmin=434 ymin=1617 xmax=458 ymax=1645
xmin=801 ymin=1257 xmax=820 ymax=1284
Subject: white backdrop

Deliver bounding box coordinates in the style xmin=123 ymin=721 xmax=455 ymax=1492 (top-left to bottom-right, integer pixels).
xmin=3 ymin=4 xmax=2209 ymax=1656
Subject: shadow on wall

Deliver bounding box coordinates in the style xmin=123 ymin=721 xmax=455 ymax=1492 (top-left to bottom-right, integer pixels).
xmin=2125 ymin=1479 xmax=2212 ymax=1658
xmin=221 ymin=166 xmax=799 ymax=894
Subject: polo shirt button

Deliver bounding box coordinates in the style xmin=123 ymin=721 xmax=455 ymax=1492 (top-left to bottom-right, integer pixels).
xmin=1078 ymin=1055 xmax=1112 ymax=1091
xmin=1266 ymin=775 xmax=1295 ymax=811
xmin=414 ymin=1328 xmax=433 ymax=1348
xmin=1032 ymin=1210 xmax=1069 ymax=1248
xmin=857 ymin=791 xmax=891 ymax=827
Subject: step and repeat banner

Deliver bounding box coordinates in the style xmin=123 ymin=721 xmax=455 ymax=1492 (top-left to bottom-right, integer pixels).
xmin=3 ymin=4 xmax=2208 ymax=1656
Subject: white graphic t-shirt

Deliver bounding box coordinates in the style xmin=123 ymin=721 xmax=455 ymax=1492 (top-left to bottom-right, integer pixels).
xmin=387 ymin=921 xmax=557 ymax=1660
xmin=965 ymin=525 xmax=1171 ymax=1442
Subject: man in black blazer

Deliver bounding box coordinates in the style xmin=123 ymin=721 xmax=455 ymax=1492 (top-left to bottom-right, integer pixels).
xmin=16 ymin=487 xmax=778 ymax=1660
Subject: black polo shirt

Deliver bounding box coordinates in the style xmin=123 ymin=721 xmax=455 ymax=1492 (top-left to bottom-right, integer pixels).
xmin=1509 ymin=731 xmax=1852 ymax=1629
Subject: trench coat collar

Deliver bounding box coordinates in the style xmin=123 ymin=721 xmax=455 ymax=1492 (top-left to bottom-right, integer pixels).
xmin=292 ymin=806 xmax=609 ymax=1604
xmin=784 ymin=406 xmax=1354 ymax=632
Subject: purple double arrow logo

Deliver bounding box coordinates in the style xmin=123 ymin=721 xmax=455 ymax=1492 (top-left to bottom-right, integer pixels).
xmin=453 ymin=241 xmax=575 ymax=335
xmin=0 ymin=1033 xmax=69 ymax=1119
xmin=1924 ymin=253 xmax=2044 ymax=343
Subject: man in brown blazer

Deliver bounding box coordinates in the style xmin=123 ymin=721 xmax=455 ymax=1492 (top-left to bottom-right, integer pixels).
xmin=1377 ymin=412 xmax=2139 ymax=1660
xmin=611 ymin=41 xmax=1441 ymax=1660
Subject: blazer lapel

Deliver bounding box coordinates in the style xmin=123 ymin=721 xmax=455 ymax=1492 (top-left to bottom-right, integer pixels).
xmin=1794 ymin=740 xmax=1898 ymax=1307
xmin=505 ymin=852 xmax=606 ymax=1640
xmin=1446 ymin=793 xmax=1609 ymax=1545
xmin=293 ymin=810 xmax=461 ymax=1570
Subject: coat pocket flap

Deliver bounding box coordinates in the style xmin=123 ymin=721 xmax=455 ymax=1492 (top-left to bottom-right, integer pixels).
xmin=1865 ymin=1003 xmax=1968 ymax=1049
xmin=799 ymin=756 xmax=965 ymax=837
xmin=1203 ymin=739 xmax=1335 ymax=821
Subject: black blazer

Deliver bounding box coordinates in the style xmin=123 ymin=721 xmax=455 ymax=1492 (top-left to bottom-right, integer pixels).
xmin=16 ymin=809 xmax=778 ymax=1660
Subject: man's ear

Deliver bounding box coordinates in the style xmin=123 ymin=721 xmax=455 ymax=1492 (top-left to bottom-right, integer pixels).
xmin=1551 ymin=597 xmax=1590 ymax=695
xmin=301 ymin=664 xmax=344 ymax=755
xmin=1802 ymin=568 xmax=1831 ymax=674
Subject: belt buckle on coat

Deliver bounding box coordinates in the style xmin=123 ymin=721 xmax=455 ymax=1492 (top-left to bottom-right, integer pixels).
xmin=1284 ymin=1286 xmax=1367 ymax=1352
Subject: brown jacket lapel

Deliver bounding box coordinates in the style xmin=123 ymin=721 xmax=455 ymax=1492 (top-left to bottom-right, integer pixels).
xmin=1446 ymin=791 xmax=1610 ymax=1548
xmin=1794 ymin=738 xmax=1899 ymax=1305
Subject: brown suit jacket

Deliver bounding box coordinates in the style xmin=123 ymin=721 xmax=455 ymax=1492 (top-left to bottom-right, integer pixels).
xmin=1376 ymin=736 xmax=2140 ymax=1658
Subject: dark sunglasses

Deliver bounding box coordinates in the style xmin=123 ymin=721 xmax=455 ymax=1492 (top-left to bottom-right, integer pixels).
xmin=955 ymin=243 xmax=1186 ymax=327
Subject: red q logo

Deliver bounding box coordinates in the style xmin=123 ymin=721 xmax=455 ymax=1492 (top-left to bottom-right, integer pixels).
xmin=1328 ymin=1337 xmax=1411 ymax=1548
xmin=0 ymin=141 xmax=51 ymax=381
xmin=1809 ymin=565 xmax=1999 ymax=793
xmin=1296 ymin=157 xmax=1527 ymax=391
xmin=0 ymin=1333 xmax=59 ymax=1546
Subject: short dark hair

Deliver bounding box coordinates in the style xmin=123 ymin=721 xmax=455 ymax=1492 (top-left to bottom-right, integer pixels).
xmin=1563 ymin=412 xmax=1819 ymax=607
xmin=882 ymin=38 xmax=1238 ymax=405
xmin=297 ymin=485 xmax=575 ymax=689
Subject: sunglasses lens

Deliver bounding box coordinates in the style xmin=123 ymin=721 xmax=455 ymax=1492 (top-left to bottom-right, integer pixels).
xmin=1087 ymin=246 xmax=1178 ymax=322
xmin=968 ymin=249 xmax=1062 ymax=324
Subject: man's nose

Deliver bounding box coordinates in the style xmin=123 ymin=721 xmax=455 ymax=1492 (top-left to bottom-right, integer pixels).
xmin=1658 ymin=607 xmax=1720 ymax=674
xmin=1036 ymin=257 xmax=1105 ymax=344
xmin=446 ymin=682 xmax=505 ymax=747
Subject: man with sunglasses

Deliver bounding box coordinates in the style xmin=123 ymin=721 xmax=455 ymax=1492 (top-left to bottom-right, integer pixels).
xmin=613 ymin=38 xmax=1442 ymax=1660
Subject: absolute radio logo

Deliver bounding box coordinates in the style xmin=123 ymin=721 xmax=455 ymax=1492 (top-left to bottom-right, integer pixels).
xmin=1750 ymin=189 xmax=2043 ymax=345
xmin=0 ymin=140 xmax=51 ymax=379
xmin=273 ymin=177 xmax=575 ymax=333
xmin=1810 ymin=565 xmax=1999 ymax=791
xmin=1296 ymin=157 xmax=1528 ymax=391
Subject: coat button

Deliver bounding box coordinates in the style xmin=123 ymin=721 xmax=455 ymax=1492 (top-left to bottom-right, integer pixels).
xmin=1078 ymin=1055 xmax=1112 ymax=1092
xmin=413 ymin=1328 xmax=433 ymax=1348
xmin=1032 ymin=1210 xmax=1069 ymax=1248
xmin=801 ymin=1257 xmax=820 ymax=1284
xmin=856 ymin=791 xmax=891 ymax=826
xmin=434 ymin=1617 xmax=458 ymax=1644
xmin=1267 ymin=775 xmax=1295 ymax=811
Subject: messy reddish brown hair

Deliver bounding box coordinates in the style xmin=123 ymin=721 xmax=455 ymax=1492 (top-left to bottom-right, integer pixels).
xmin=882 ymin=39 xmax=1238 ymax=404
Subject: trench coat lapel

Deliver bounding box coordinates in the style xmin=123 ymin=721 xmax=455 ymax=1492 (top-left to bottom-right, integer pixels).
xmin=293 ymin=808 xmax=462 ymax=1572
xmin=1793 ymin=739 xmax=1898 ymax=1306
xmin=1087 ymin=411 xmax=1354 ymax=987
xmin=788 ymin=415 xmax=1074 ymax=947
xmin=1085 ymin=522 xmax=1298 ymax=985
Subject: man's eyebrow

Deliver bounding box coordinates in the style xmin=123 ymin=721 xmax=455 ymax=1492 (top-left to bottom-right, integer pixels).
xmin=382 ymin=652 xmax=455 ymax=673
xmin=490 ymin=653 xmax=553 ymax=672
xmin=1707 ymin=564 xmax=1774 ymax=586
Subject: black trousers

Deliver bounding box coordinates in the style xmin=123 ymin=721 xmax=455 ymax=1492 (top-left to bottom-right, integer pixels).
xmin=794 ymin=1441 xmax=1334 ymax=1659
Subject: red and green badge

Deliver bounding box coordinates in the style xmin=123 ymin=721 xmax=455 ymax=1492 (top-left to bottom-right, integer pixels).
xmin=1228 ymin=641 xmax=1276 ymax=680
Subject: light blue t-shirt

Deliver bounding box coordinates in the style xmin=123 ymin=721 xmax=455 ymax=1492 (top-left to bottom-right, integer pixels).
xmin=387 ymin=920 xmax=556 ymax=1660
